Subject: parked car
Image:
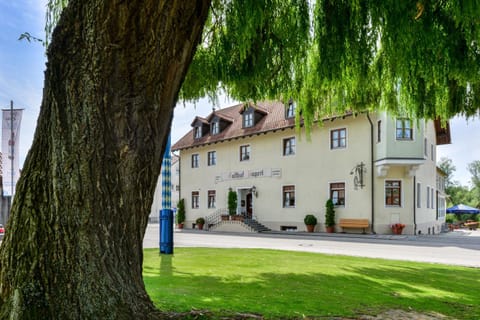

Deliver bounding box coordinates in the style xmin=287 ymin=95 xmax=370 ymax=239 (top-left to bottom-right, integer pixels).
xmin=0 ymin=224 xmax=4 ymax=239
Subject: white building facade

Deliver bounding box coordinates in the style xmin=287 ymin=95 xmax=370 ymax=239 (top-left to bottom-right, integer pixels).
xmin=172 ymin=101 xmax=450 ymax=235
xmin=149 ymin=154 xmax=180 ymax=222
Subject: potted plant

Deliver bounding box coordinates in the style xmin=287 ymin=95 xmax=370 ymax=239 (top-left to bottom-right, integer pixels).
xmin=390 ymin=223 xmax=405 ymax=235
xmin=196 ymin=217 xmax=205 ymax=230
xmin=176 ymin=198 xmax=185 ymax=229
xmin=304 ymin=214 xmax=318 ymax=232
xmin=228 ymin=188 xmax=238 ymax=217
xmin=325 ymin=199 xmax=336 ymax=233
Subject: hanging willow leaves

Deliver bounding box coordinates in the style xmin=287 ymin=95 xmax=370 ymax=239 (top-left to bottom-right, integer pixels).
xmin=181 ymin=0 xmax=480 ymax=133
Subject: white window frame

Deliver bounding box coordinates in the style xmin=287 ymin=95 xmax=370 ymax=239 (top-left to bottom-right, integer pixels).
xmin=283 ymin=137 xmax=296 ymax=156
xmin=191 ymin=154 xmax=199 ymax=168
xmin=207 ymin=151 xmax=217 ymax=166
xmin=282 ymin=185 xmax=296 ymax=208
xmin=240 ymin=145 xmax=251 ymax=161
xmin=395 ymin=118 xmax=413 ymax=140
xmin=329 ymin=182 xmax=346 ymax=206
xmin=385 ymin=180 xmax=402 ymax=207
xmin=330 ymin=128 xmax=347 ymax=149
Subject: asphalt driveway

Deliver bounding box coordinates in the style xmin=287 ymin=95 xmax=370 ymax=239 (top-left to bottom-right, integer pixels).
xmin=145 ymin=224 xmax=480 ymax=267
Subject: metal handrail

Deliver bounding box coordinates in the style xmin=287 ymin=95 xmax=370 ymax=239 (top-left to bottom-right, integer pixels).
xmin=205 ymin=208 xmax=228 ymax=230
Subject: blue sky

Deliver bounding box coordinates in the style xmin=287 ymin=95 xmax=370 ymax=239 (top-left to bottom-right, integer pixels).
xmin=0 ymin=1 xmax=479 ymax=187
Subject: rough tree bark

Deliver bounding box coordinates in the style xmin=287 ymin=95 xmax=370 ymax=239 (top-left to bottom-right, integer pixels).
xmin=0 ymin=0 xmax=210 ymax=318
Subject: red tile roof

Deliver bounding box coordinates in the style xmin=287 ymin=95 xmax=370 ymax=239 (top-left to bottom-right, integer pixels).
xmin=172 ymin=101 xmax=295 ymax=151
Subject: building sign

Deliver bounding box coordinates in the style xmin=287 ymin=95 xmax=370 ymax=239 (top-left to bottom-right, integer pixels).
xmin=215 ymin=168 xmax=282 ymax=183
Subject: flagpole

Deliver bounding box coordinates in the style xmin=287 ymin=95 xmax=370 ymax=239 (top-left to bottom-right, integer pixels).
xmin=10 ymin=100 xmax=14 ymax=197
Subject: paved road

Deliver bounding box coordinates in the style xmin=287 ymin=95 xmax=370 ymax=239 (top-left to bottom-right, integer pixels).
xmin=145 ymin=224 xmax=480 ymax=267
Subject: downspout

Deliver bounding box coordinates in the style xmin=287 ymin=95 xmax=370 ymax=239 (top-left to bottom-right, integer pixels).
xmin=413 ymin=176 xmax=417 ymax=235
xmin=366 ymin=113 xmax=375 ymax=234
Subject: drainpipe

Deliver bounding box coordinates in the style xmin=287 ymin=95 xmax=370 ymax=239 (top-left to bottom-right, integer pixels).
xmin=413 ymin=176 xmax=417 ymax=235
xmin=366 ymin=113 xmax=375 ymax=234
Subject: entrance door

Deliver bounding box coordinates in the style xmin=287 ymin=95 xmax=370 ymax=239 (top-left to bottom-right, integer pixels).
xmin=246 ymin=193 xmax=253 ymax=219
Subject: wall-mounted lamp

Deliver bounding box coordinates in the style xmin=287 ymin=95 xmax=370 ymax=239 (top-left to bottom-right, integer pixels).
xmin=252 ymin=185 xmax=258 ymax=198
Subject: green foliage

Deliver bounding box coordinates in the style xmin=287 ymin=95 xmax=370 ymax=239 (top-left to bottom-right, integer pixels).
xmin=304 ymin=214 xmax=318 ymax=226
xmin=176 ymin=199 xmax=185 ymax=224
xmin=445 ymin=214 xmax=457 ymax=224
xmin=325 ymin=199 xmax=335 ymax=227
xmin=182 ymin=0 xmax=480 ymax=133
xmin=144 ymin=248 xmax=480 ymax=319
xmin=227 ymin=189 xmax=237 ymax=215
xmin=437 ymin=157 xmax=456 ymax=189
xmin=195 ymin=217 xmax=205 ymax=225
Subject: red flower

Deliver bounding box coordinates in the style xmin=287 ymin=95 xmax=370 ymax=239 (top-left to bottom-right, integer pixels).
xmin=390 ymin=223 xmax=405 ymax=229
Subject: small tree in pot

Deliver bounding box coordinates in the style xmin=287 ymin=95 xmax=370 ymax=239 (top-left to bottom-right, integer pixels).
xmin=196 ymin=217 xmax=205 ymax=230
xmin=325 ymin=199 xmax=336 ymax=233
xmin=176 ymin=198 xmax=185 ymax=229
xmin=304 ymin=214 xmax=318 ymax=232
xmin=228 ymin=188 xmax=238 ymax=216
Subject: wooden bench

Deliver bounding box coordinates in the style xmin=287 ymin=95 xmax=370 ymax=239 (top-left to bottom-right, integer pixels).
xmin=339 ymin=219 xmax=369 ymax=234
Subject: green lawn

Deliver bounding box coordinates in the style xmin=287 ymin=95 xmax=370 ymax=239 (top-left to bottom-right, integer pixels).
xmin=143 ymin=248 xmax=480 ymax=319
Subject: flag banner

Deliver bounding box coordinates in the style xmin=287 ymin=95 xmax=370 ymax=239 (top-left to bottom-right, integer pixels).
xmin=2 ymin=109 xmax=23 ymax=197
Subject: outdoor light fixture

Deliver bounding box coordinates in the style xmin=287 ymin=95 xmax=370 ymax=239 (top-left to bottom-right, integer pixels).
xmin=252 ymin=185 xmax=258 ymax=197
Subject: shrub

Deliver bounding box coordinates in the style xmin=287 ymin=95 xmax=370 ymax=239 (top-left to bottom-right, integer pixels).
xmin=196 ymin=217 xmax=205 ymax=225
xmin=176 ymin=198 xmax=185 ymax=224
xmin=304 ymin=214 xmax=318 ymax=226
xmin=325 ymin=199 xmax=335 ymax=227
xmin=228 ymin=189 xmax=238 ymax=215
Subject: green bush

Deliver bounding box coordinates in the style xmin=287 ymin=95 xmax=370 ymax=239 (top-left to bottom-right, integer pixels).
xmin=228 ymin=189 xmax=237 ymax=215
xmin=325 ymin=199 xmax=335 ymax=227
xmin=176 ymin=199 xmax=185 ymax=224
xmin=304 ymin=214 xmax=318 ymax=226
xmin=196 ymin=217 xmax=205 ymax=225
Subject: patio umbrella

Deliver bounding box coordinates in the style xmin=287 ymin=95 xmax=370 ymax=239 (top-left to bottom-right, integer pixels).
xmin=446 ymin=204 xmax=480 ymax=214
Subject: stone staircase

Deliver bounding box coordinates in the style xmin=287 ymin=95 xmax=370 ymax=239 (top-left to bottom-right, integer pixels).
xmin=243 ymin=219 xmax=270 ymax=232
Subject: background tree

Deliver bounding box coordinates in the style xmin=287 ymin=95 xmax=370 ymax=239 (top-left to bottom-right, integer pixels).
xmin=1 ymin=0 xmax=479 ymax=318
xmin=438 ymin=157 xmax=457 ymax=190
xmin=467 ymin=160 xmax=480 ymax=208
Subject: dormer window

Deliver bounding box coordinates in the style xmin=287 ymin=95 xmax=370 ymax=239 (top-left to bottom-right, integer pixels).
xmin=244 ymin=112 xmax=254 ymax=128
xmin=211 ymin=121 xmax=220 ymax=135
xmin=194 ymin=126 xmax=202 ymax=139
xmin=286 ymin=102 xmax=295 ymax=119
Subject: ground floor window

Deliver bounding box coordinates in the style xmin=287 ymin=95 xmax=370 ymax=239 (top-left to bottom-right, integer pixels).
xmin=191 ymin=191 xmax=199 ymax=209
xmin=208 ymin=190 xmax=216 ymax=209
xmin=330 ymin=182 xmax=345 ymax=206
xmin=283 ymin=185 xmax=295 ymax=208
xmin=385 ymin=180 xmax=401 ymax=206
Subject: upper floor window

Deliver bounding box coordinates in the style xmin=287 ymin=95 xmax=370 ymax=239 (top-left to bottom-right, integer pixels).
xmin=208 ymin=190 xmax=216 ymax=209
xmin=283 ymin=137 xmax=296 ymax=156
xmin=208 ymin=151 xmax=217 ymax=166
xmin=286 ymin=102 xmax=295 ymax=119
xmin=191 ymin=191 xmax=199 ymax=209
xmin=240 ymin=145 xmax=251 ymax=161
xmin=330 ymin=182 xmax=345 ymax=206
xmin=191 ymin=154 xmax=199 ymax=168
xmin=283 ymin=185 xmax=295 ymax=208
xmin=194 ymin=126 xmax=202 ymax=139
xmin=396 ymin=119 xmax=413 ymax=140
xmin=243 ymin=112 xmax=254 ymax=128
xmin=330 ymin=128 xmax=346 ymax=149
xmin=211 ymin=121 xmax=220 ymax=135
xmin=385 ymin=180 xmax=401 ymax=206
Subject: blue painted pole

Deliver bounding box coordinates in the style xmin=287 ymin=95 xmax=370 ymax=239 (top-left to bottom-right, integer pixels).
xmin=159 ymin=134 xmax=173 ymax=254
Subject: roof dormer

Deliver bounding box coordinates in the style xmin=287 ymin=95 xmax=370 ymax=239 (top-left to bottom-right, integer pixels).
xmin=239 ymin=103 xmax=268 ymax=129
xmin=285 ymin=101 xmax=296 ymax=119
xmin=206 ymin=113 xmax=233 ymax=135
xmin=191 ymin=117 xmax=209 ymax=139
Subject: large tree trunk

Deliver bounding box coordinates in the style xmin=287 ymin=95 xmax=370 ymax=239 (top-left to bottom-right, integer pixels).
xmin=0 ymin=0 xmax=210 ymax=318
